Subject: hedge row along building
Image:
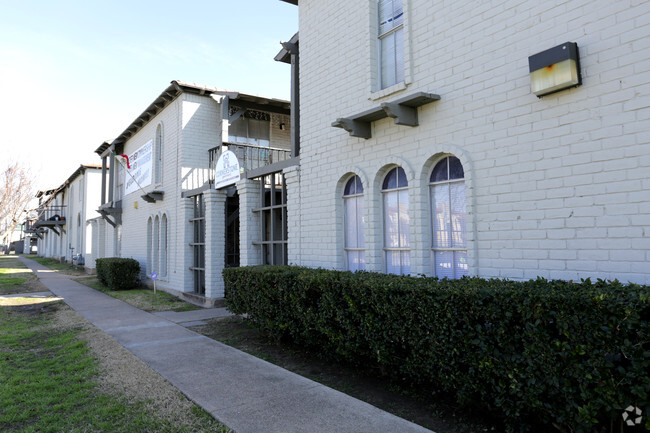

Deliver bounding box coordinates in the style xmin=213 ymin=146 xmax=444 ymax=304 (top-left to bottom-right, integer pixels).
xmin=35 ymin=0 xmax=650 ymax=304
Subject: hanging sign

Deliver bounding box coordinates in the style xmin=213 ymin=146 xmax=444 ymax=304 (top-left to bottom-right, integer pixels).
xmin=214 ymin=150 xmax=241 ymax=189
xmin=124 ymin=140 xmax=153 ymax=196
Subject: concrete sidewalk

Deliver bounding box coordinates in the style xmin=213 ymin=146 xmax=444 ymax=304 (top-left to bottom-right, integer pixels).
xmin=18 ymin=256 xmax=434 ymax=433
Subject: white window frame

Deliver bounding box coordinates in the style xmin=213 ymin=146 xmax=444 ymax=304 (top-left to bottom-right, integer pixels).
xmin=382 ymin=167 xmax=410 ymax=275
xmin=343 ymin=175 xmax=366 ymax=272
xmin=146 ymin=217 xmax=153 ymax=275
xmin=153 ymin=215 xmax=160 ymax=275
xmin=429 ymin=156 xmax=469 ymax=279
xmin=154 ymin=123 xmax=163 ymax=184
xmin=377 ymin=0 xmax=405 ymax=90
xmin=161 ymin=214 xmax=168 ymax=278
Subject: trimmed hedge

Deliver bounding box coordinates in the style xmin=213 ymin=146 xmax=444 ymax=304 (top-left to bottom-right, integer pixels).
xmin=95 ymin=258 xmax=140 ymax=290
xmin=224 ymin=266 xmax=650 ymax=432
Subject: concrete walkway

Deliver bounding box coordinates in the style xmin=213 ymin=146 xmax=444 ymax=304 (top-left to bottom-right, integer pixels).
xmin=17 ymin=256 xmax=434 ymax=433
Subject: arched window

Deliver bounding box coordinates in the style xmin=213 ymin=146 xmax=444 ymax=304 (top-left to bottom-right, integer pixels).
xmin=153 ymin=216 xmax=160 ymax=274
xmin=146 ymin=217 xmax=153 ymax=274
xmin=343 ymin=175 xmax=366 ymax=271
xmin=430 ymin=156 xmax=468 ymax=278
xmin=382 ymin=166 xmax=410 ymax=275
xmin=161 ymin=214 xmax=168 ymax=278
xmin=76 ymin=213 xmax=82 ymax=253
xmin=154 ymin=124 xmax=163 ymax=184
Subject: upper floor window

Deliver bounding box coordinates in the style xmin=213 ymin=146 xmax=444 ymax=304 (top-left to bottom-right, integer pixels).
xmin=229 ymin=109 xmax=270 ymax=147
xmin=378 ymin=0 xmax=404 ymax=89
xmin=430 ymin=156 xmax=468 ymax=279
xmin=154 ymin=124 xmax=163 ymax=184
xmin=343 ymin=175 xmax=366 ymax=272
xmin=382 ymin=166 xmax=410 ymax=275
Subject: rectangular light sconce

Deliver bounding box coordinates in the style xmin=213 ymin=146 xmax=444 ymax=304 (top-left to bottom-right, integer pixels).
xmin=528 ymin=42 xmax=581 ymax=97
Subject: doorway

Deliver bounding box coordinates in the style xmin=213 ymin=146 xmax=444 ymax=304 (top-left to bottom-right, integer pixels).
xmin=225 ymin=193 xmax=240 ymax=267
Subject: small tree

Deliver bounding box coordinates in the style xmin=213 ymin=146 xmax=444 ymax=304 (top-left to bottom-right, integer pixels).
xmin=0 ymin=162 xmax=34 ymax=246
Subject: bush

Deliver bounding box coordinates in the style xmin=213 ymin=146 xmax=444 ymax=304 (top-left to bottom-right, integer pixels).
xmin=95 ymin=258 xmax=140 ymax=290
xmin=224 ymin=266 xmax=650 ymax=432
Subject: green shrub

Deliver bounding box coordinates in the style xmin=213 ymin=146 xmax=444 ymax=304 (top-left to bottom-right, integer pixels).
xmin=224 ymin=266 xmax=650 ymax=432
xmin=95 ymin=258 xmax=140 ymax=290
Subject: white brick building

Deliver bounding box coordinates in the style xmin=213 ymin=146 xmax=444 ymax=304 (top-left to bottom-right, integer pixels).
xmin=93 ymin=81 xmax=292 ymax=304
xmin=51 ymin=1 xmax=649 ymax=303
xmin=33 ymin=165 xmax=102 ymax=266
xmin=277 ymin=0 xmax=650 ymax=284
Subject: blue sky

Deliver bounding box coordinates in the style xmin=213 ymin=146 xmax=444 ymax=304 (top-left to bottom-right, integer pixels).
xmin=0 ymin=0 xmax=298 ymax=191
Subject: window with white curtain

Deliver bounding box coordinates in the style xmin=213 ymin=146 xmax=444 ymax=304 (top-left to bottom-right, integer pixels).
xmin=343 ymin=175 xmax=366 ymax=271
xmin=378 ymin=0 xmax=404 ymax=89
xmin=161 ymin=214 xmax=168 ymax=278
xmin=153 ymin=216 xmax=160 ymax=275
xmin=430 ymin=156 xmax=468 ymax=279
xmin=382 ymin=166 xmax=410 ymax=275
xmin=146 ymin=217 xmax=152 ymax=274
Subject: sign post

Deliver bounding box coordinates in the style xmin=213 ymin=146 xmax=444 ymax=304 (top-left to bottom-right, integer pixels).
xmin=151 ymin=271 xmax=157 ymax=294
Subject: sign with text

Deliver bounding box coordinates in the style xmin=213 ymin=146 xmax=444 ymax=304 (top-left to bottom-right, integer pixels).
xmin=124 ymin=140 xmax=153 ymax=196
xmin=214 ymin=150 xmax=241 ymax=189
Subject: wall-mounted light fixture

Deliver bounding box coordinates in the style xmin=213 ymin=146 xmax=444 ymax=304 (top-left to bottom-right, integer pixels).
xmin=279 ymin=122 xmax=286 ymax=130
xmin=528 ymin=42 xmax=581 ymax=97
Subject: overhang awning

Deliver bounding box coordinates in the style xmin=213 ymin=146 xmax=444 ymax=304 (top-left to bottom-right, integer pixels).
xmin=331 ymin=92 xmax=440 ymax=139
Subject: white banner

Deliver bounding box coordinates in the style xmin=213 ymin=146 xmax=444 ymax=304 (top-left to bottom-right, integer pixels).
xmin=124 ymin=140 xmax=153 ymax=196
xmin=214 ymin=150 xmax=241 ymax=189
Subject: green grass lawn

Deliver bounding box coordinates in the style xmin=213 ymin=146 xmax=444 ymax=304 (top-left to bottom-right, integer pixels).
xmin=17 ymin=255 xmax=196 ymax=313
xmin=0 ymin=256 xmax=47 ymax=295
xmin=0 ymin=302 xmax=228 ymax=433
xmin=24 ymin=255 xmax=87 ymax=277
xmin=75 ymin=276 xmax=198 ymax=313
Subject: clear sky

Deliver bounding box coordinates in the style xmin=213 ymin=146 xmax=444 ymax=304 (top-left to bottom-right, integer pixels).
xmin=0 ymin=0 xmax=298 ymax=191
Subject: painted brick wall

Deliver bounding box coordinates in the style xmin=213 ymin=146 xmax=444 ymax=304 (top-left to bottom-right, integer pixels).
xmin=118 ymin=92 xmax=222 ymax=293
xmin=38 ymin=168 xmax=101 ymax=264
xmin=294 ymin=0 xmax=650 ymax=284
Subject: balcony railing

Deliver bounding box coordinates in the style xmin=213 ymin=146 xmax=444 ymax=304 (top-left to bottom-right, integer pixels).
xmin=33 ymin=205 xmax=67 ymax=227
xmin=209 ymin=142 xmax=291 ymax=185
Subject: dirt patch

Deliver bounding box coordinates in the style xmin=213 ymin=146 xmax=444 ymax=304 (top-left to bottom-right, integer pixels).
xmin=192 ymin=315 xmax=499 ymax=433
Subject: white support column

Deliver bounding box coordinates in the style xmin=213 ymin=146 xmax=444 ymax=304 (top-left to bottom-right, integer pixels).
xmin=237 ymin=178 xmax=262 ymax=266
xmin=284 ymin=165 xmax=301 ymax=266
xmin=204 ymin=189 xmax=227 ymax=299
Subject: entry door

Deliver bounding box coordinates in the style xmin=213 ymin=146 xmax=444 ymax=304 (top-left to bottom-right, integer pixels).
xmin=225 ymin=194 xmax=240 ymax=267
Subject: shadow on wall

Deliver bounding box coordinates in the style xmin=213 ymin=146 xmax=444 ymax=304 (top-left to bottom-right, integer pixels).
xmin=180 ymin=99 xmax=220 ymax=191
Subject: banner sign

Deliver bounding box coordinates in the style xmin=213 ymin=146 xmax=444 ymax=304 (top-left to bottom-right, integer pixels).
xmin=124 ymin=140 xmax=153 ymax=196
xmin=214 ymin=150 xmax=241 ymax=189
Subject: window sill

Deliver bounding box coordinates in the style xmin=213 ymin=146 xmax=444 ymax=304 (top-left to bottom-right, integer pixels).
xmin=370 ymin=81 xmax=407 ymax=101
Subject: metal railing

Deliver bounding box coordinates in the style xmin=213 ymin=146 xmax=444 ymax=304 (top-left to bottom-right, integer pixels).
xmin=209 ymin=142 xmax=291 ymax=184
xmin=35 ymin=205 xmax=67 ymax=223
